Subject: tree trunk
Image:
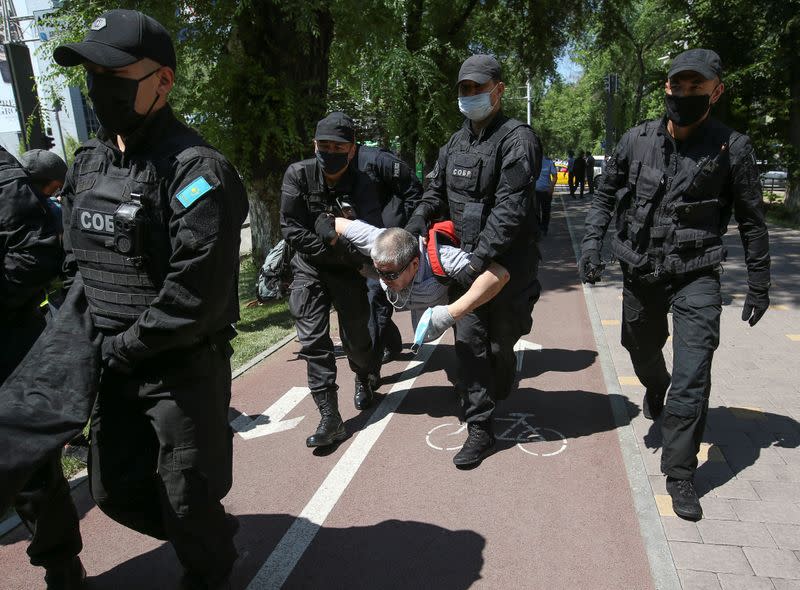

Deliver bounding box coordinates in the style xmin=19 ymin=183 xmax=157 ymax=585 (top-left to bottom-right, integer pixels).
xmin=632 ymin=48 xmax=645 ymax=126
xmin=786 ymin=66 xmax=800 ymax=213
xmin=398 ymin=0 xmax=424 ymax=168
xmin=247 ymin=175 xmax=282 ymax=264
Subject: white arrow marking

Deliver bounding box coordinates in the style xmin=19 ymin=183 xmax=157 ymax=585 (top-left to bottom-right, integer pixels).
xmin=515 ymin=338 xmax=543 ymax=372
xmin=230 ymin=386 xmax=309 ymax=440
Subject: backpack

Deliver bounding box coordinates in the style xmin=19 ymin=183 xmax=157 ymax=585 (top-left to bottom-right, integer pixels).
xmin=426 ymin=220 xmax=460 ymax=282
xmin=256 ymin=239 xmax=294 ymax=302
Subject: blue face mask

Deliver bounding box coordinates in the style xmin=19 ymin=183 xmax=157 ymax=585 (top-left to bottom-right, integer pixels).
xmin=458 ymin=85 xmax=497 ymax=121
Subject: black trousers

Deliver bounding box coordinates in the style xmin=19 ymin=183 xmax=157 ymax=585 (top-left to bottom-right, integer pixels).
xmin=452 ymin=241 xmax=541 ymax=423
xmin=587 ymin=171 xmax=595 ymax=194
xmin=574 ymin=174 xmax=586 ymax=197
xmin=367 ymin=278 xmax=402 ymax=356
xmin=289 ymin=257 xmax=380 ymax=395
xmin=621 ymin=270 xmax=721 ymax=480
xmin=535 ymin=190 xmax=552 ymax=232
xmin=2 ymin=309 xmax=82 ymax=570
xmin=89 ymin=337 xmax=236 ymax=582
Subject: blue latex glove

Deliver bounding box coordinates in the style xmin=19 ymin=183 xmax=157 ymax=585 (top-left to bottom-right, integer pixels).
xmin=411 ymin=305 xmax=455 ymax=353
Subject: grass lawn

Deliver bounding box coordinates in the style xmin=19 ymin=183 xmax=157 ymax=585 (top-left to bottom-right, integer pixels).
xmin=766 ymin=202 xmax=800 ymax=230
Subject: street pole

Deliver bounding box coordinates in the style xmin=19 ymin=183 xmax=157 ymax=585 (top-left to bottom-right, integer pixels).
xmin=53 ymin=98 xmax=67 ymax=160
xmin=604 ymin=73 xmax=617 ymax=158
xmin=525 ymin=79 xmax=531 ymax=126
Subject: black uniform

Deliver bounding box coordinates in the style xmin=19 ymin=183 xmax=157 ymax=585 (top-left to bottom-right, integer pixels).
xmin=413 ymin=113 xmax=542 ymax=423
xmin=280 ymin=146 xmax=420 ymax=396
xmin=60 ymin=105 xmax=248 ymax=582
xmin=582 ymin=116 xmax=770 ymax=479
xmin=0 ymin=146 xmax=82 ymax=572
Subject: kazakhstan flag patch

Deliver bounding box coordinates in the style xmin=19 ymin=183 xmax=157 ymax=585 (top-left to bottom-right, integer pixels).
xmin=176 ymin=176 xmax=215 ymax=208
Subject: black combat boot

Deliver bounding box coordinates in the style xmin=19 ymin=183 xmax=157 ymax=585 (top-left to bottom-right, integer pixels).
xmin=453 ymin=421 xmax=495 ymax=467
xmin=354 ymin=376 xmax=375 ymax=411
xmin=44 ymin=557 xmax=86 ymax=590
xmin=643 ymin=372 xmax=671 ymax=420
xmin=306 ymin=390 xmax=347 ymax=447
xmin=666 ymin=477 xmax=703 ymax=520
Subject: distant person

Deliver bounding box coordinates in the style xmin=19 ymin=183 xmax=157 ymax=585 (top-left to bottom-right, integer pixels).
xmin=567 ymin=149 xmax=576 ymax=196
xmin=535 ymin=153 xmax=558 ymax=235
xmin=579 ymin=49 xmax=770 ymax=521
xmin=572 ymin=150 xmax=586 ymax=198
xmin=585 ymin=152 xmax=596 ymax=195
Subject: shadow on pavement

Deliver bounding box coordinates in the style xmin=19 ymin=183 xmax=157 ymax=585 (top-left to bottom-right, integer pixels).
xmin=83 ymin=514 xmax=485 ymax=589
xmin=642 ymin=406 xmax=800 ymax=498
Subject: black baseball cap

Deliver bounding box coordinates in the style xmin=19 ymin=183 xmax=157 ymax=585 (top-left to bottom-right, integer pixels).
xmin=53 ymin=9 xmax=176 ymax=72
xmin=457 ymin=54 xmax=502 ymax=85
xmin=315 ymin=112 xmax=355 ymax=143
xmin=668 ymin=49 xmax=722 ymax=81
xmin=20 ymin=149 xmax=67 ymax=183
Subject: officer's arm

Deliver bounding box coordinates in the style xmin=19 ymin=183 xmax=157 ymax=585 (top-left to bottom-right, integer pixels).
xmin=471 ymin=129 xmax=541 ymax=265
xmin=409 ymin=145 xmax=449 ymax=223
xmin=730 ymin=137 xmax=770 ymax=285
xmin=0 ymin=178 xmax=62 ymax=312
xmin=581 ymin=132 xmax=631 ymax=253
xmin=111 ymin=155 xmax=249 ymax=364
xmin=376 ymin=151 xmax=424 ymax=221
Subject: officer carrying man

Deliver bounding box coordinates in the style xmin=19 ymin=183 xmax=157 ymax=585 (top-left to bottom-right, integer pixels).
xmin=281 ymin=112 xmax=421 ymax=449
xmin=579 ymin=49 xmax=770 ymax=520
xmin=1 ymin=146 xmax=83 ymax=588
xmin=406 ymin=54 xmax=542 ymax=467
xmin=53 ymin=9 xmax=248 ymax=587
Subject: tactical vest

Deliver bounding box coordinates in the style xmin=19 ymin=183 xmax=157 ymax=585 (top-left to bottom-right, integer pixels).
xmin=443 ymin=118 xmax=530 ymax=251
xmin=68 ymin=133 xmax=209 ymax=331
xmin=611 ymin=119 xmax=739 ymax=281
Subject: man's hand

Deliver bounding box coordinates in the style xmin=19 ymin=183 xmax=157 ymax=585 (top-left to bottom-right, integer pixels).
xmin=101 ymin=335 xmax=134 ymax=375
xmin=742 ymin=285 xmax=769 ymax=326
xmin=404 ymin=215 xmax=428 ymax=239
xmin=412 ymin=305 xmax=455 ymax=351
xmin=314 ymin=213 xmax=337 ymax=244
xmin=579 ymin=249 xmax=604 ymax=284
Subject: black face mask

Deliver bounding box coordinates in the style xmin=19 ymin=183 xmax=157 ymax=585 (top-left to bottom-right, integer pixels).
xmin=316 ymin=150 xmax=350 ymax=175
xmin=665 ymin=93 xmax=711 ymax=127
xmin=87 ymin=69 xmax=160 ymax=137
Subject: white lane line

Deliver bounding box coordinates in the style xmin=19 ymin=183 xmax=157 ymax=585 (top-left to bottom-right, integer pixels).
xmin=230 ymin=386 xmax=309 ymax=439
xmin=245 ymin=337 xmax=442 ymax=590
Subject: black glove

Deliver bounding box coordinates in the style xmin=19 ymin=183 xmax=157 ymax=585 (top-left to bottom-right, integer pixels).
xmin=579 ymin=249 xmax=604 ymax=284
xmin=314 ymin=213 xmax=337 ymax=244
xmin=453 ymin=256 xmax=487 ymax=289
xmin=101 ymin=335 xmax=134 ymax=375
xmin=404 ymin=215 xmax=428 ymax=239
xmin=742 ymin=284 xmax=769 ymax=326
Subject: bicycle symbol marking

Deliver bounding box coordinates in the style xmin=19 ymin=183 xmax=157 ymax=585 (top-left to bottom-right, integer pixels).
xmin=425 ymin=412 xmax=567 ymax=457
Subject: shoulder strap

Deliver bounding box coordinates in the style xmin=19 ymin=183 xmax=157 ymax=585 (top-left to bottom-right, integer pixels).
xmin=426 ymin=220 xmax=460 ymax=279
xmin=484 ymin=118 xmax=529 ymax=149
xmin=301 ymin=159 xmax=322 ymax=194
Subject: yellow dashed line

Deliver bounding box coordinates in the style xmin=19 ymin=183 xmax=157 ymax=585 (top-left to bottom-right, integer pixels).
xmin=655 ymin=495 xmax=676 ymax=517
xmin=729 ymin=406 xmax=767 ymax=421
xmin=602 ymin=319 xmax=620 ymax=326
xmin=787 ymin=334 xmax=800 ymax=342
xmin=771 ymin=304 xmax=789 ymax=311
xmin=618 ymin=375 xmax=641 ymax=386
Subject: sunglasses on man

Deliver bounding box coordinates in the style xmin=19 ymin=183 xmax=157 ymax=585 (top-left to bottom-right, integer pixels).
xmin=374 ymin=256 xmax=417 ymax=281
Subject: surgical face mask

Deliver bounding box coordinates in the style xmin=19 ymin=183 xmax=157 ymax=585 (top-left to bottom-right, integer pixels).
xmin=316 ymin=150 xmax=349 ymax=175
xmin=458 ymin=85 xmax=497 ymax=122
xmin=87 ymin=69 xmax=160 ymax=137
xmin=664 ymin=93 xmax=711 ymax=127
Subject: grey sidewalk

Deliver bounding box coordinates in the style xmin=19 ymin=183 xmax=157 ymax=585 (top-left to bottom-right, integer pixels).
xmin=558 ymin=189 xmax=800 ymax=590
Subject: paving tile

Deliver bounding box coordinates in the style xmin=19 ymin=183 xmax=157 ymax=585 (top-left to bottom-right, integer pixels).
xmin=650 ymin=474 xmax=667 ymax=495
xmin=671 ymin=542 xmax=753 ymax=574
xmin=697 ymin=520 xmax=775 ymax=547
xmin=701 ymin=497 xmax=739 ymax=521
xmin=706 ymin=478 xmax=760 ymax=501
xmin=743 ymin=547 xmax=800 ymax=578
xmin=767 ymin=524 xmax=800 ymax=551
xmin=663 ymin=516 xmax=702 ymax=542
xmin=731 ymin=500 xmax=800 ymax=524
xmin=679 ymin=569 xmax=722 ymax=590
xmin=772 ymin=580 xmax=800 ymax=589
xmin=718 ymin=573 xmax=776 ymax=590
xmin=655 ymin=494 xmax=676 ymax=517
xmin=752 ymin=481 xmax=800 ymax=503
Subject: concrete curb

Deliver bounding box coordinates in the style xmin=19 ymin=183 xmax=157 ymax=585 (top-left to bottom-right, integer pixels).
xmin=232 ymin=331 xmax=296 ymax=380
xmin=559 ymin=192 xmax=681 ymax=590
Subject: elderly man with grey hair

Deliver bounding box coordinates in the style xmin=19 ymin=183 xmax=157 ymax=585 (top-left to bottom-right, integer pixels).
xmin=315 ymin=215 xmax=509 ymax=343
